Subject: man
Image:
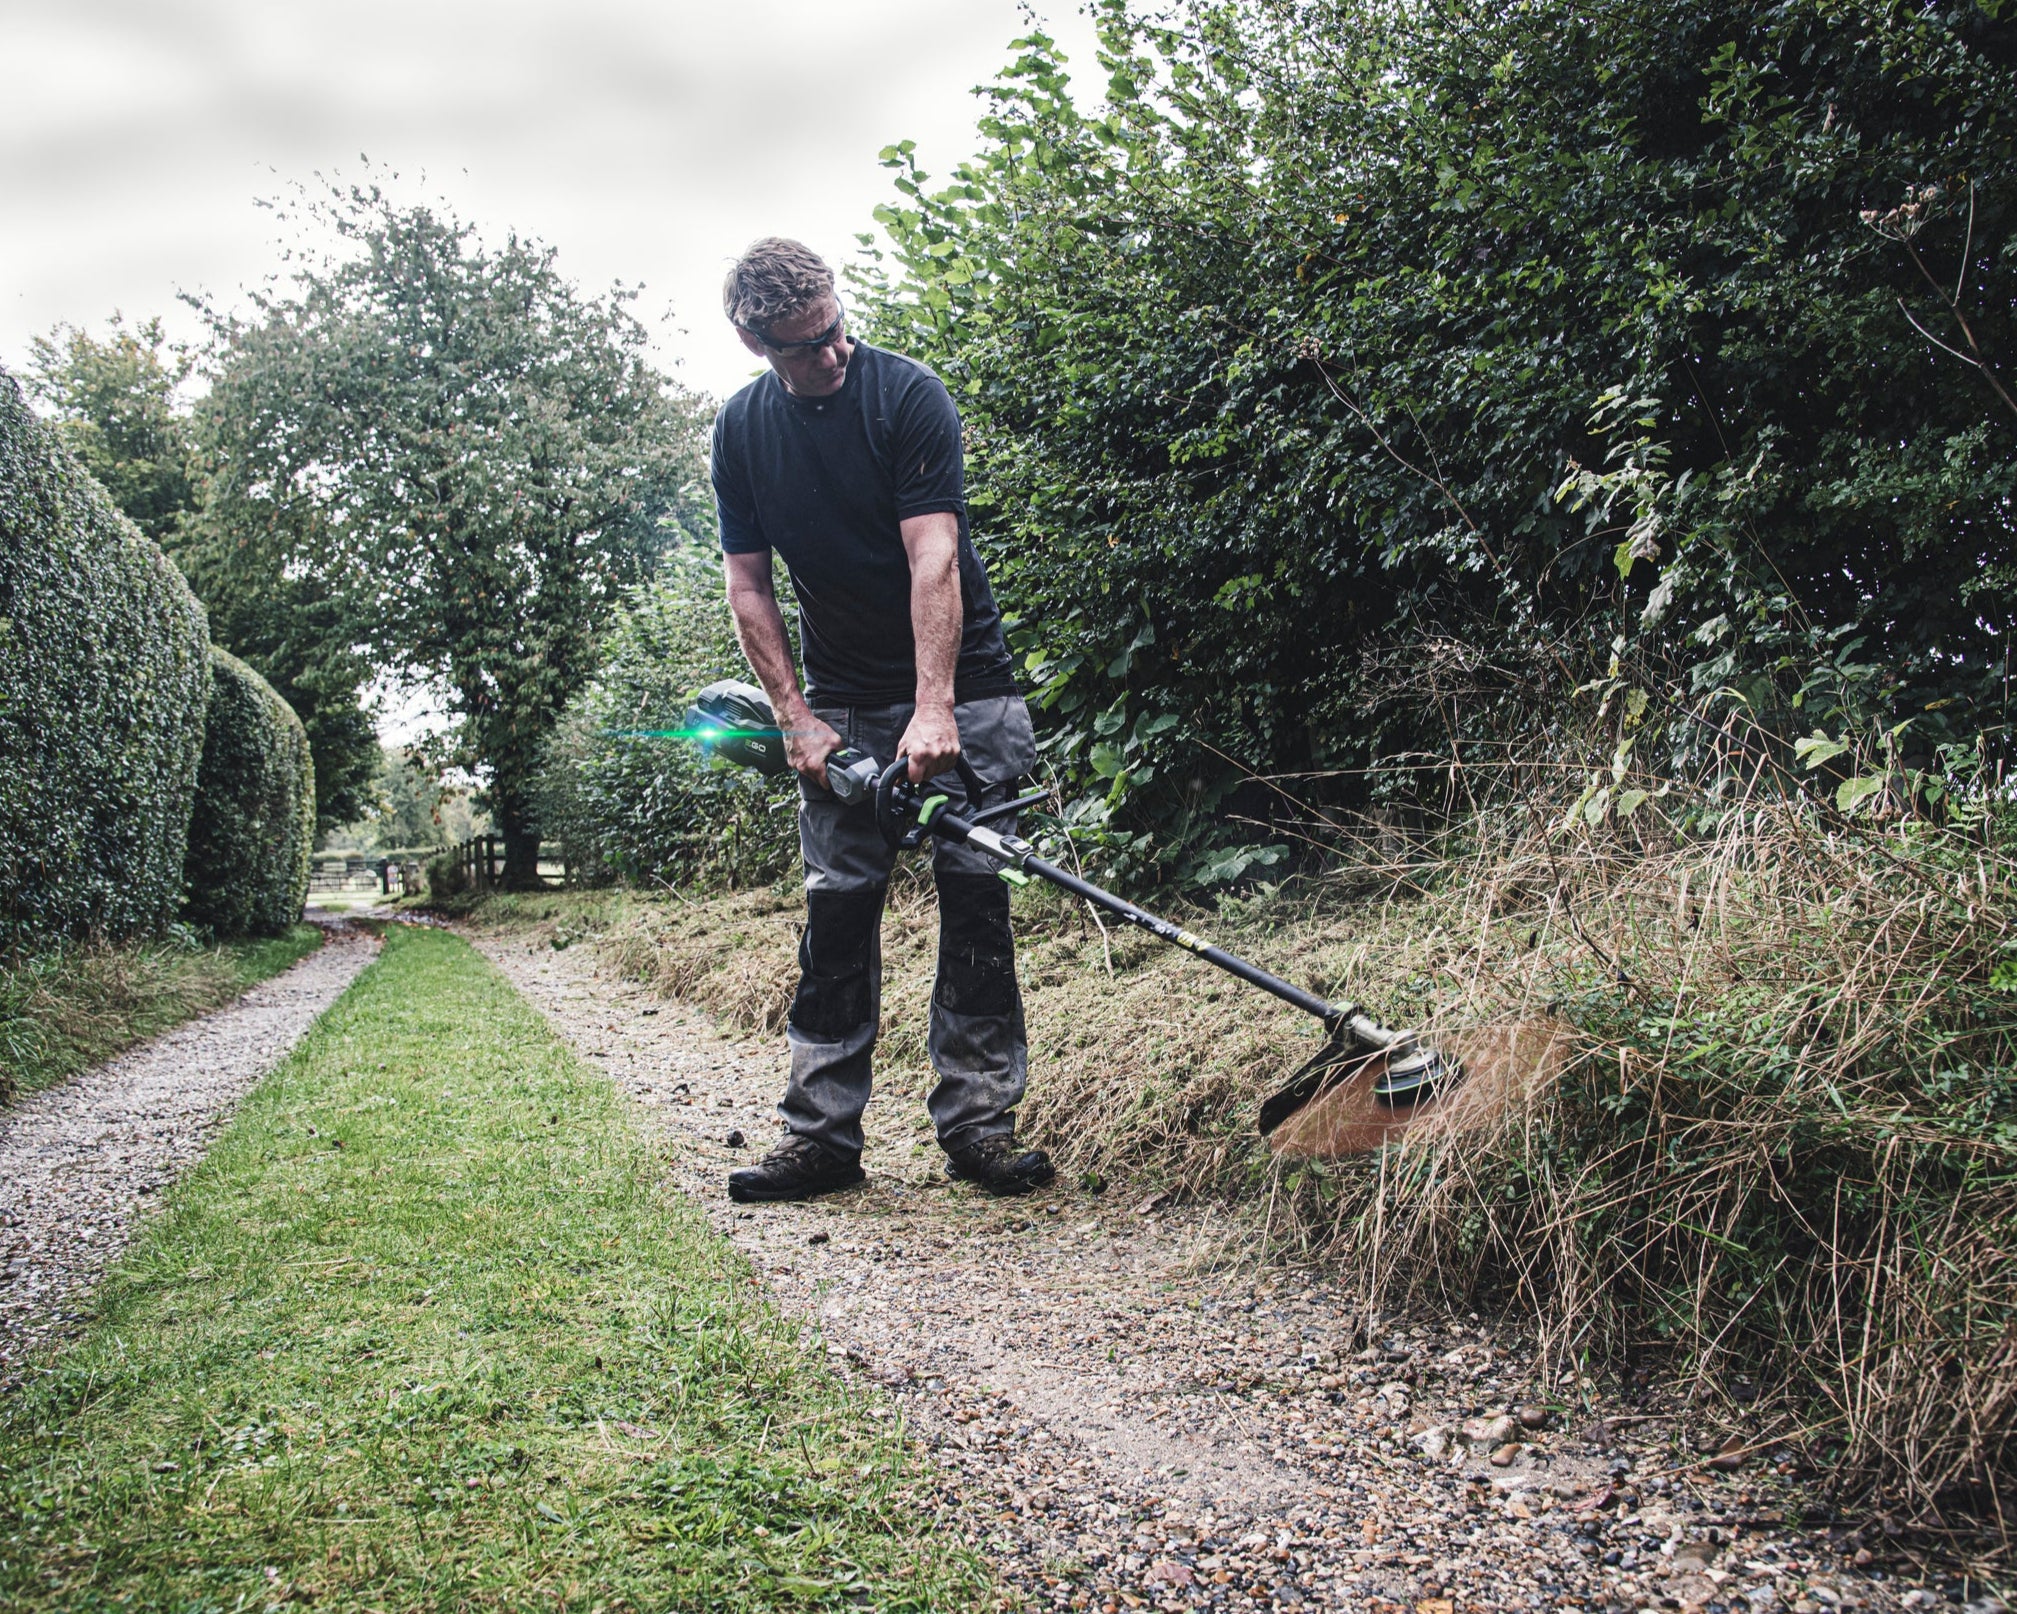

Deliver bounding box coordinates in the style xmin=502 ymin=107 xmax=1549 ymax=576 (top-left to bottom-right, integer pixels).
xmin=710 ymin=236 xmax=1055 ymax=1203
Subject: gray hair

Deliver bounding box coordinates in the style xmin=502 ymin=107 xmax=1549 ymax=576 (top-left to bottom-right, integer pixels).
xmin=722 ymin=238 xmax=835 ymax=333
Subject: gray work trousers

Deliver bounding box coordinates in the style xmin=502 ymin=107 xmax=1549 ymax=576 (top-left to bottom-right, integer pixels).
xmin=778 ymin=694 xmax=1038 ymax=1160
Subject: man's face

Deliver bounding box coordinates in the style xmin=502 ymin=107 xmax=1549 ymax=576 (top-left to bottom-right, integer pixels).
xmin=737 ymin=294 xmax=851 ymax=398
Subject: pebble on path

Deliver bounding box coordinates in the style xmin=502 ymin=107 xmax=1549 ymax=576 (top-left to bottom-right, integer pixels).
xmin=477 ymin=932 xmax=1938 ymax=1614
xmin=0 ymin=918 xmax=376 ymax=1387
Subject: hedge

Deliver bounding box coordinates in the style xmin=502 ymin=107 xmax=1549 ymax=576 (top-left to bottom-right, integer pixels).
xmin=0 ymin=368 xmax=211 ymax=947
xmin=182 ymin=647 xmax=316 ymax=938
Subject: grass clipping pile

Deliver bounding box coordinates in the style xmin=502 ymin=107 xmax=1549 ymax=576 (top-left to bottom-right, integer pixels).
xmin=484 ymin=791 xmax=2016 ymax=1530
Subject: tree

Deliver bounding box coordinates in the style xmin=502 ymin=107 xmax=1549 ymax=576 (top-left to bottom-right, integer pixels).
xmin=27 ymin=315 xmax=381 ymax=834
xmin=25 ymin=315 xmax=197 ymax=546
xmin=169 ymin=516 xmax=382 ymax=837
xmin=371 ymin=746 xmax=447 ymax=848
xmin=198 ymin=186 xmax=713 ymax=884
xmin=367 ymin=745 xmax=484 ymax=849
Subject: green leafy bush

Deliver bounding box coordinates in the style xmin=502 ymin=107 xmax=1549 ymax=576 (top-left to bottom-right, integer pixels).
xmin=423 ymin=848 xmax=468 ymax=900
xmin=859 ymin=0 xmax=2017 ymax=868
xmin=0 ymin=367 xmax=211 ymax=947
xmin=181 ymin=648 xmax=316 ymax=937
xmin=536 ymin=548 xmax=798 ymax=892
xmin=27 ymin=316 xmax=382 ymax=837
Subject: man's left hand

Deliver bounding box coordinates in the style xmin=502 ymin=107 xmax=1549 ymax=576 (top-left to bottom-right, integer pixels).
xmin=898 ymin=702 xmax=961 ymax=784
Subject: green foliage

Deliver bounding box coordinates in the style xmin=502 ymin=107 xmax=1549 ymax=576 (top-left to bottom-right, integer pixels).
xmin=857 ymin=0 xmax=2017 ymax=869
xmin=24 ymin=314 xmax=197 ymax=546
xmin=537 ymin=546 xmax=799 ymax=890
xmin=351 ymin=744 xmax=484 ymax=851
xmin=319 ymin=746 xmax=486 ymax=854
xmin=182 ymin=648 xmax=317 ymax=938
xmin=196 ymin=183 xmax=715 ymax=883
xmin=369 ymin=745 xmax=451 ymax=848
xmin=0 ymin=368 xmax=211 ymax=947
xmin=423 ymin=846 xmax=470 ymax=899
xmin=171 ymin=521 xmax=381 ymax=836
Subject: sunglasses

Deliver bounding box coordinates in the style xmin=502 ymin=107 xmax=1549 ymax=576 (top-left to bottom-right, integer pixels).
xmin=744 ymin=305 xmax=846 ymax=354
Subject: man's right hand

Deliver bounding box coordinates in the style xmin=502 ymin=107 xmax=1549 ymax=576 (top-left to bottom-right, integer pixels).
xmin=779 ymin=697 xmax=843 ymax=790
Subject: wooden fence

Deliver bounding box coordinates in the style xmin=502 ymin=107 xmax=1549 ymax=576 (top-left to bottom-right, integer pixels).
xmin=308 ymin=850 xmax=436 ymax=896
xmin=451 ymin=836 xmax=501 ymax=889
xmin=308 ymin=841 xmax=567 ymax=899
xmin=444 ymin=838 xmax=568 ymax=890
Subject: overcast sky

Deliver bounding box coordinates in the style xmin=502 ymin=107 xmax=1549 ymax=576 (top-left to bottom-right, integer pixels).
xmin=0 ymin=0 xmax=1102 ymax=401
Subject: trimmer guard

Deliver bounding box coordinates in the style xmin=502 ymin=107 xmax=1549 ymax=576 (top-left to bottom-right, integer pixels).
xmin=1257 ymin=1032 xmax=1370 ymax=1136
xmin=1258 ymin=1023 xmax=1456 ymax=1135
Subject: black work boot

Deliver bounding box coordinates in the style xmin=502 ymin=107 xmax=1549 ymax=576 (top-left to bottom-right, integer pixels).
xmin=727 ymin=1134 xmax=865 ymax=1203
xmin=944 ymin=1135 xmax=1056 ymax=1197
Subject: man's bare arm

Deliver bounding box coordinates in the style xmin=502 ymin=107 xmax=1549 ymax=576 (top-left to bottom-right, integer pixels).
xmin=723 ymin=549 xmax=840 ymax=786
xmin=897 ymin=511 xmax=963 ymax=783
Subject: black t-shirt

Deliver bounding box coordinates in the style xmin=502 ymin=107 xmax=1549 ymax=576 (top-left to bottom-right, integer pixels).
xmin=710 ymin=341 xmax=1018 ymax=707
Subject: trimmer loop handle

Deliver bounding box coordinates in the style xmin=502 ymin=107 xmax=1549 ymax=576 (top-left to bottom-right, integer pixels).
xmin=874 ymin=753 xmax=990 ymax=850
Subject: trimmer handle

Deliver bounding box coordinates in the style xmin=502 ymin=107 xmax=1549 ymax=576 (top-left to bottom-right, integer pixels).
xmin=872 ymin=753 xmax=992 ymax=849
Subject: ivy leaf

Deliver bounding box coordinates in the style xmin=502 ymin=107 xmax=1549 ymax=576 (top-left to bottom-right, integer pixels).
xmin=1193 ymin=842 xmax=1287 ymax=884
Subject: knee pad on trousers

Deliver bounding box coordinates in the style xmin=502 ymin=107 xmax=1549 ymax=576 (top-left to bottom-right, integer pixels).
xmin=790 ymin=885 xmax=885 ymax=1037
xmin=933 ymin=870 xmax=1019 ymax=1018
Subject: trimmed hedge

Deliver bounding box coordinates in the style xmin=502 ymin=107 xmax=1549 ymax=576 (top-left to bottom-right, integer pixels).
xmin=0 ymin=368 xmax=211 ymax=946
xmin=182 ymin=648 xmax=316 ymax=938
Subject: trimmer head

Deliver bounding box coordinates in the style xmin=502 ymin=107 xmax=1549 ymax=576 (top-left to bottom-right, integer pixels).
xmin=1257 ymin=1028 xmax=1458 ymax=1138
xmin=1266 ymin=1019 xmax=1572 ymax=1160
xmin=1369 ymin=1040 xmax=1460 ymax=1106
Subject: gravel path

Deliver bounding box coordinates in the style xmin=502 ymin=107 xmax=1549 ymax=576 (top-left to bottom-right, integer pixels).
xmin=0 ymin=919 xmax=376 ymax=1387
xmin=476 ymin=933 xmax=1950 ymax=1614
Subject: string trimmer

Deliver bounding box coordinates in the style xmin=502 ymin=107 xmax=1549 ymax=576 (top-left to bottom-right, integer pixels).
xmin=682 ymin=680 xmax=1460 ymax=1120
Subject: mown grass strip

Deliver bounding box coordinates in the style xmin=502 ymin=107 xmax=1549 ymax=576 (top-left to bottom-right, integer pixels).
xmin=0 ymin=923 xmax=987 ymax=1611
xmin=1 ymin=923 xmax=325 ymax=1104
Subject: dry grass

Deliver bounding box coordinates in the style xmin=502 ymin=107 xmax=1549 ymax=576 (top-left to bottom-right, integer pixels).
xmin=461 ymin=788 xmax=2017 ymax=1539
xmin=1275 ymin=791 xmax=2017 ymax=1541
